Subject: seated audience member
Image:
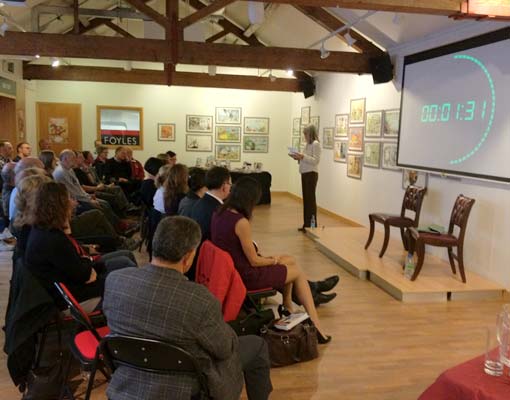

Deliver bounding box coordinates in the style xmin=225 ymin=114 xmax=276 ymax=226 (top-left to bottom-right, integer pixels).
xmin=156 ymin=153 xmax=170 ymax=163
xmin=74 ymin=151 xmax=133 ymax=216
xmin=166 ymin=150 xmax=177 ymax=167
xmin=0 ymin=140 xmax=13 ymax=167
xmin=104 ymin=216 xmax=272 ymax=400
xmin=13 ymin=142 xmax=31 ymax=162
xmin=38 ymin=138 xmax=51 ymax=152
xmin=140 ymin=157 xmax=165 ymax=209
xmin=24 ymin=181 xmax=137 ymax=309
xmin=104 ymin=146 xmax=140 ymax=195
xmin=126 ymin=147 xmax=144 ymax=181
xmin=190 ymin=166 xmax=231 ymax=242
xmin=152 ymin=164 xmax=172 ymax=212
xmin=1 ymin=162 xmax=16 ymax=223
xmin=211 ymin=177 xmax=335 ymax=343
xmin=94 ymin=145 xmax=109 ymax=182
xmin=39 ymin=150 xmax=57 ymax=176
xmin=153 ymin=163 xmax=188 ymax=215
xmin=82 ymin=150 xmax=103 ymax=184
xmin=178 ymin=167 xmax=207 ymax=217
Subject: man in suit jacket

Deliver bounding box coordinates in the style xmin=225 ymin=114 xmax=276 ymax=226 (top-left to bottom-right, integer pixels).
xmin=190 ymin=166 xmax=231 ymax=242
xmin=103 ymin=216 xmax=272 ymax=400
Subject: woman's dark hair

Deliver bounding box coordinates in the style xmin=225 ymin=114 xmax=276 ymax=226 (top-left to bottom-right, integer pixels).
xmin=163 ymin=163 xmax=189 ymax=211
xmin=220 ymin=177 xmax=261 ymax=219
xmin=33 ymin=181 xmax=71 ymax=230
xmin=188 ymin=167 xmax=206 ymax=192
xmin=144 ymin=157 xmax=166 ymax=176
xmin=39 ymin=150 xmax=56 ymax=173
xmin=166 ymin=150 xmax=176 ymax=158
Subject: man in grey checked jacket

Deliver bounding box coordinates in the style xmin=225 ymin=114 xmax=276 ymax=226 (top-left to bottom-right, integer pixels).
xmin=104 ymin=216 xmax=272 ymax=400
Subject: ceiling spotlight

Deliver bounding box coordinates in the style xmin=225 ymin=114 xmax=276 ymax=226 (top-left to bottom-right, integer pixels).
xmin=286 ymin=69 xmax=294 ymax=77
xmin=0 ymin=21 xmax=8 ymax=37
xmin=320 ymin=42 xmax=330 ymax=59
xmin=344 ymin=30 xmax=357 ymax=48
xmin=34 ymin=54 xmax=40 ymax=59
xmin=51 ymin=58 xmax=60 ymax=68
xmin=268 ymin=70 xmax=276 ymax=82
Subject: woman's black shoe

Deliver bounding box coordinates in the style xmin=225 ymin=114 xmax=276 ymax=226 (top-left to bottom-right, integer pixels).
xmin=315 ymin=275 xmax=340 ymax=293
xmin=313 ymin=292 xmax=337 ymax=307
xmin=297 ymin=227 xmax=306 ymax=233
xmin=317 ymin=332 xmax=332 ymax=344
xmin=277 ymin=305 xmax=291 ymax=318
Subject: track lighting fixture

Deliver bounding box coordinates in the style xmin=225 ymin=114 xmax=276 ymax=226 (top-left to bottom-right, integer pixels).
xmin=286 ymin=69 xmax=294 ymax=77
xmin=344 ymin=30 xmax=357 ymax=48
xmin=208 ymin=65 xmax=217 ymax=76
xmin=268 ymin=70 xmax=276 ymax=82
xmin=51 ymin=57 xmax=60 ymax=67
xmin=320 ymin=42 xmax=330 ymax=59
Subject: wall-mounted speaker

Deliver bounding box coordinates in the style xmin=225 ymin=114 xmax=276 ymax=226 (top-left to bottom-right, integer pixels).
xmin=370 ymin=53 xmax=393 ymax=84
xmin=301 ymin=78 xmax=315 ymax=99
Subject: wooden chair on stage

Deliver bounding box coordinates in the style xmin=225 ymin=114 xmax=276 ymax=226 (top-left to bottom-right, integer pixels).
xmin=365 ymin=186 xmax=427 ymax=257
xmin=406 ymin=194 xmax=475 ymax=282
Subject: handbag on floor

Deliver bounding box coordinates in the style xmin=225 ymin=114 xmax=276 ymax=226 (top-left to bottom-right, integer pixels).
xmin=228 ymin=308 xmax=275 ymax=336
xmin=261 ymin=320 xmax=318 ymax=367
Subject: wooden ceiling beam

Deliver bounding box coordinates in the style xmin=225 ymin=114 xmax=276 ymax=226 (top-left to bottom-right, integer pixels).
xmin=73 ymin=18 xmax=110 ymax=35
xmin=293 ymin=6 xmax=382 ymax=55
xmin=179 ymin=41 xmax=371 ymax=73
xmin=249 ymin=0 xmax=461 ymax=15
xmin=122 ymin=0 xmax=171 ymax=29
xmin=206 ymin=30 xmax=229 ymax=43
xmin=104 ymin=21 xmax=135 ymax=38
xmin=179 ymin=0 xmax=237 ymax=28
xmin=23 ymin=64 xmax=302 ymax=92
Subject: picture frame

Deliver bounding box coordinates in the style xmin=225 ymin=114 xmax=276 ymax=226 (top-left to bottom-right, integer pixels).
xmin=322 ymin=127 xmax=334 ymax=149
xmin=157 ymin=123 xmax=176 ymax=141
xmin=186 ymin=134 xmax=213 ymax=152
xmin=364 ymin=142 xmax=381 ymax=168
xmin=292 ymin=118 xmax=301 ymax=136
xmin=97 ymin=105 xmax=143 ymax=149
xmin=365 ymin=111 xmax=383 ymax=138
xmin=347 ymin=154 xmax=363 ymax=179
xmin=215 ymin=107 xmax=241 ymax=124
xmin=335 ymin=114 xmax=349 ymax=137
xmin=215 ymin=144 xmax=241 ymax=161
xmin=383 ymin=109 xmax=400 ymax=137
xmin=301 ymin=106 xmax=311 ymax=125
xmin=291 ymin=137 xmax=300 ymax=149
xmin=348 ymin=126 xmax=364 ymax=152
xmin=215 ymin=125 xmax=241 ymax=143
xmin=334 ymin=141 xmax=347 ymax=163
xmin=186 ymin=115 xmax=213 ymax=133
xmin=381 ymin=142 xmax=400 ymax=170
xmin=402 ymin=169 xmax=429 ymax=190
xmin=350 ymin=98 xmax=366 ymax=125
xmin=310 ymin=116 xmax=320 ymax=130
xmin=244 ymin=117 xmax=269 ymax=135
xmin=243 ymin=135 xmax=269 ymax=153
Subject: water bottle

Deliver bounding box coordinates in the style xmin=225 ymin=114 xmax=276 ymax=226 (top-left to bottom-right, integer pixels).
xmin=404 ymin=252 xmax=415 ymax=280
xmin=310 ymin=215 xmax=316 ymax=229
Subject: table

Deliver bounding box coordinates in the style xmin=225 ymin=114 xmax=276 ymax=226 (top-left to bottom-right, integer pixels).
xmin=419 ymin=351 xmax=510 ymax=400
xmin=230 ymin=171 xmax=272 ymax=205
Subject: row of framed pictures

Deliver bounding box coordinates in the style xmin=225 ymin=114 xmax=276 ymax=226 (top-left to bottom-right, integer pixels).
xmin=333 ymin=108 xmax=399 ymax=138
xmin=186 ymin=114 xmax=270 ymax=135
xmin=185 ymin=134 xmax=269 ymax=156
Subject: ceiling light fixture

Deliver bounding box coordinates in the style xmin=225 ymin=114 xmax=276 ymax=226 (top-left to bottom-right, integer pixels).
xmin=51 ymin=58 xmax=60 ymax=68
xmin=0 ymin=21 xmax=8 ymax=37
xmin=208 ymin=65 xmax=217 ymax=76
xmin=268 ymin=70 xmax=276 ymax=82
xmin=344 ymin=30 xmax=357 ymax=48
xmin=320 ymin=41 xmax=330 ymax=59
xmin=34 ymin=54 xmax=40 ymax=59
xmin=286 ymin=69 xmax=294 ymax=77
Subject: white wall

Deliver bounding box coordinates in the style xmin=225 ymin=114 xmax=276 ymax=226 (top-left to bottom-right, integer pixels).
xmin=25 ymin=81 xmax=293 ymax=191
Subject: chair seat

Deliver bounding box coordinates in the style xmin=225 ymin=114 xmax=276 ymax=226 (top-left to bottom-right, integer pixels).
xmin=74 ymin=326 xmax=111 ymax=360
xmin=370 ymin=213 xmax=414 ymax=227
xmin=410 ymin=228 xmax=459 ymax=246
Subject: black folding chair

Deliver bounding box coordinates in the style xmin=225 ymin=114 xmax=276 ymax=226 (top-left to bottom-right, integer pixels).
xmin=100 ymin=334 xmax=211 ymax=399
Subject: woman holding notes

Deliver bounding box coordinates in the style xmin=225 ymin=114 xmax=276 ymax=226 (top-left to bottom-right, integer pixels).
xmin=290 ymin=125 xmax=321 ymax=232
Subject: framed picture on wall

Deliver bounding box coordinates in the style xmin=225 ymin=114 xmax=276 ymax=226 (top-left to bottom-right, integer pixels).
xmin=158 ymin=123 xmax=175 ymax=141
xmin=402 ymin=169 xmax=428 ymax=189
xmin=350 ymin=98 xmax=366 ymax=125
xmin=334 ymin=141 xmax=347 ymax=163
xmin=244 ymin=117 xmax=269 ymax=135
xmin=301 ymin=106 xmax=311 ymax=125
xmin=48 ymin=117 xmax=69 ymax=144
xmin=364 ymin=142 xmax=381 ymax=168
xmin=365 ymin=111 xmax=383 ymax=137
xmin=310 ymin=116 xmax=320 ymax=130
xmin=292 ymin=118 xmax=301 ymax=136
xmin=216 ymin=107 xmax=241 ymax=124
xmin=347 ymin=154 xmax=363 ymax=179
xmin=97 ymin=105 xmax=143 ymax=149
xmin=215 ymin=125 xmax=241 ymax=143
xmin=322 ymin=127 xmax=334 ymax=149
xmin=186 ymin=134 xmax=213 ymax=152
xmin=348 ymin=126 xmax=364 ymax=152
xmin=335 ymin=114 xmax=349 ymax=137
xmin=186 ymin=115 xmax=213 ymax=133
xmin=381 ymin=142 xmax=400 ymax=170
xmin=216 ymin=144 xmax=241 ymax=161
xmin=383 ymin=109 xmax=400 ymax=137
xmin=243 ymin=136 xmax=269 ymax=153
xmin=291 ymin=137 xmax=300 ymax=149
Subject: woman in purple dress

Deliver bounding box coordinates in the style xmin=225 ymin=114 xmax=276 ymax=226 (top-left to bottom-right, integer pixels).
xmin=211 ymin=177 xmax=332 ymax=343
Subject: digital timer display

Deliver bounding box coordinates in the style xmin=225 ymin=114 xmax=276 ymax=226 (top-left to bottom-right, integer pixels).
xmin=398 ymin=31 xmax=510 ymax=182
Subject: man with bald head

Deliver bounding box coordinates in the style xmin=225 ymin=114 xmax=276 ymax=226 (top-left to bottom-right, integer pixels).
xmin=0 ymin=141 xmax=13 ymax=168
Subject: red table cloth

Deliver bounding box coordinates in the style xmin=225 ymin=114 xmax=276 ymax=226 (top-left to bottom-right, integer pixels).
xmin=419 ymin=351 xmax=510 ymax=400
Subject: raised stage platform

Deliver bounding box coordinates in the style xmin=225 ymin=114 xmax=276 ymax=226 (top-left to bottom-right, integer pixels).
xmin=306 ymin=226 xmax=506 ymax=303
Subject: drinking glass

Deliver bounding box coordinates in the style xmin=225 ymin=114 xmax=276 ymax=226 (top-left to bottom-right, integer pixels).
xmin=484 ymin=326 xmax=504 ymax=376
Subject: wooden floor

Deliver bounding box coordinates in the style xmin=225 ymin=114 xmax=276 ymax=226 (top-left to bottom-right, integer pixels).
xmin=307 ymin=226 xmax=505 ymax=303
xmin=1 ymin=192 xmax=508 ymax=399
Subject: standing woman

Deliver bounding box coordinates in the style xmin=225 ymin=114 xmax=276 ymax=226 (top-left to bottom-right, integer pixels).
xmin=291 ymin=125 xmax=321 ymax=232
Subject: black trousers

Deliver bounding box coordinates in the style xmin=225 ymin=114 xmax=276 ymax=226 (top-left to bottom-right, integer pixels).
xmin=301 ymin=171 xmax=318 ymax=228
xmin=238 ymin=335 xmax=273 ymax=400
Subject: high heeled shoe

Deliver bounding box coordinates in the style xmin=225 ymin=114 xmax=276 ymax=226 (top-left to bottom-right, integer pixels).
xmin=317 ymin=331 xmax=332 ymax=344
xmin=277 ymin=305 xmax=291 ymax=318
